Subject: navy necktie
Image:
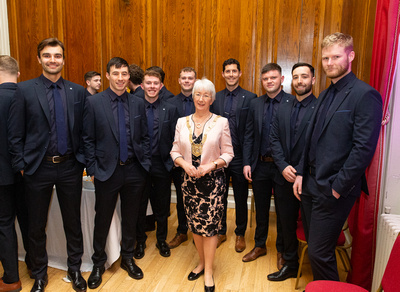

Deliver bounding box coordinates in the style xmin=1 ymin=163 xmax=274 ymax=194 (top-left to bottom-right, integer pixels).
xmin=118 ymin=97 xmax=128 ymax=162
xmin=260 ymin=98 xmax=274 ymax=156
xmin=290 ymin=102 xmax=302 ymax=149
xmin=147 ymin=104 xmax=154 ymax=151
xmin=52 ymin=83 xmax=67 ymax=155
xmin=184 ymin=97 xmax=191 ymax=116
xmin=224 ymin=92 xmax=233 ymax=118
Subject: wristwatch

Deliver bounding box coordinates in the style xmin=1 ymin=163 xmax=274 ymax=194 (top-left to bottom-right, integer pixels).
xmin=213 ymin=161 xmax=218 ymax=169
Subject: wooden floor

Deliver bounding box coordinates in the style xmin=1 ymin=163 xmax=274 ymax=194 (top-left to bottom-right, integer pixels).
xmin=1 ymin=205 xmax=349 ymax=291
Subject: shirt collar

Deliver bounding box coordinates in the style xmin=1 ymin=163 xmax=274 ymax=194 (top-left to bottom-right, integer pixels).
xmin=331 ymin=71 xmax=356 ymax=92
xmin=226 ymin=85 xmax=241 ymax=97
xmin=107 ymin=87 xmax=128 ymax=102
xmin=145 ymin=98 xmax=160 ymax=109
xmin=40 ymin=74 xmax=64 ymax=89
xmin=179 ymin=92 xmax=193 ymax=102
xmin=295 ymin=93 xmax=315 ymax=107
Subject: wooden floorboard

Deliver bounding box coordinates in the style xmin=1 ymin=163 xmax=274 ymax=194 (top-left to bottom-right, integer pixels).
xmin=1 ymin=204 xmax=349 ymax=291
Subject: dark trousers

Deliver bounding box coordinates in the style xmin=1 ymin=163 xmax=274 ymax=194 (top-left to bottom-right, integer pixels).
xmin=172 ymin=167 xmax=188 ymax=235
xmin=251 ymin=161 xmax=278 ymax=247
xmin=92 ymin=161 xmax=146 ymax=267
xmin=220 ymin=157 xmax=249 ymax=236
xmin=302 ymin=173 xmax=358 ymax=281
xmin=0 ymin=184 xmax=19 ymax=283
xmin=137 ymin=156 xmax=171 ymax=243
xmin=23 ymin=158 xmax=84 ymax=280
xmin=14 ymin=172 xmax=31 ymax=269
xmin=274 ymin=180 xmax=300 ymax=267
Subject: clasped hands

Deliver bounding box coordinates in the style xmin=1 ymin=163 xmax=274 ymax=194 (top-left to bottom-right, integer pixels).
xmin=184 ymin=163 xmax=214 ymax=178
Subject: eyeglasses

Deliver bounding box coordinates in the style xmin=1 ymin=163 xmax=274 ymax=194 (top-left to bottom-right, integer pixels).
xmin=194 ymin=92 xmax=211 ymax=99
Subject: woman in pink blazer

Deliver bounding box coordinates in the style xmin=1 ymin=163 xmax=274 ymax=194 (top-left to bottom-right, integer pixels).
xmin=170 ymin=78 xmax=234 ymax=291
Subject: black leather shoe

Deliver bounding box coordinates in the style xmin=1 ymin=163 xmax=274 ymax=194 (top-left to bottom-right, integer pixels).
xmin=133 ymin=242 xmax=146 ymax=259
xmin=188 ymin=269 xmax=204 ymax=281
xmin=88 ymin=266 xmax=105 ymax=289
xmin=267 ymin=264 xmax=298 ymax=281
xmin=67 ymin=269 xmax=87 ymax=292
xmin=204 ymin=276 xmax=215 ymax=291
xmin=31 ymin=275 xmax=48 ymax=292
xmin=121 ymin=258 xmax=143 ymax=280
xmin=156 ymin=241 xmax=171 ymax=257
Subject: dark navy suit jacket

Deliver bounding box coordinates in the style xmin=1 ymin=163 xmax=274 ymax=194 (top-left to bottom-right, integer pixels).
xmin=1 ymin=83 xmax=18 ymax=185
xmin=155 ymin=99 xmax=179 ymax=171
xmin=243 ymin=91 xmax=294 ymax=174
xmin=297 ymin=72 xmax=382 ymax=198
xmin=211 ymin=87 xmax=257 ymax=151
xmin=8 ymin=77 xmax=86 ymax=175
xmin=83 ymin=90 xmax=151 ymax=181
xmin=270 ymin=94 xmax=317 ymax=184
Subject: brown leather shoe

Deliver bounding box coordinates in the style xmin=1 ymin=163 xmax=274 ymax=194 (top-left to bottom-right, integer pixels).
xmin=277 ymin=252 xmax=286 ymax=270
xmin=242 ymin=246 xmax=267 ymax=262
xmin=235 ymin=235 xmax=246 ymax=252
xmin=0 ymin=279 xmax=22 ymax=292
xmin=168 ymin=233 xmax=188 ymax=249
xmin=217 ymin=234 xmax=227 ymax=248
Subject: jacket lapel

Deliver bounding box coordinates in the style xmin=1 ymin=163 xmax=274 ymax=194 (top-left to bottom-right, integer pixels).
xmin=158 ymin=102 xmax=166 ymax=138
xmin=34 ymin=79 xmax=51 ymax=126
xmin=101 ymin=93 xmax=118 ymax=141
xmin=64 ymin=81 xmax=75 ymax=133
xmin=128 ymin=94 xmax=136 ymax=141
xmin=235 ymin=89 xmax=246 ymax=128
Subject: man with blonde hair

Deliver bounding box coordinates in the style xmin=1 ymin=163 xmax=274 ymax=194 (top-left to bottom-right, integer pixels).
xmin=0 ymin=55 xmax=22 ymax=292
xmin=293 ymin=32 xmax=382 ymax=281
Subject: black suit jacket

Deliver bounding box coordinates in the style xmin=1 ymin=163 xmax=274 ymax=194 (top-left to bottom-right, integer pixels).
xmin=0 ymin=83 xmax=18 ymax=185
xmin=168 ymin=93 xmax=195 ymax=118
xmin=155 ymin=99 xmax=179 ymax=171
xmin=211 ymin=86 xmax=257 ymax=150
xmin=298 ymin=72 xmax=382 ymax=198
xmin=270 ymin=94 xmax=317 ymax=184
xmin=243 ymin=91 xmax=294 ymax=172
xmin=8 ymin=77 xmax=86 ymax=175
xmin=83 ymin=89 xmax=151 ymax=181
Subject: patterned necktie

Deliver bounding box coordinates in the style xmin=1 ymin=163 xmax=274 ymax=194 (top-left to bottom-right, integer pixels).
xmin=118 ymin=97 xmax=128 ymax=162
xmin=52 ymin=83 xmax=67 ymax=155
xmin=290 ymin=102 xmax=302 ymax=149
xmin=147 ymin=104 xmax=154 ymax=151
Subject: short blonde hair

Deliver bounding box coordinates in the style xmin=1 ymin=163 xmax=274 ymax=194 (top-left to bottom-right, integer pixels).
xmin=322 ymin=32 xmax=353 ymax=53
xmin=192 ymin=77 xmax=216 ymax=102
xmin=0 ymin=55 xmax=19 ymax=76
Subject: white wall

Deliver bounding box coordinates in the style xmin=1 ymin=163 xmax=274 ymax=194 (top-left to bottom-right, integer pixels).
xmin=0 ymin=0 xmax=10 ymax=55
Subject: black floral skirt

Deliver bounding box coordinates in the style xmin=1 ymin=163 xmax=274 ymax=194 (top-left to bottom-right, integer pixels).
xmin=182 ymin=167 xmax=226 ymax=237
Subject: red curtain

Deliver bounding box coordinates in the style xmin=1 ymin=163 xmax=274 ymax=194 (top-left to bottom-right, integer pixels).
xmin=347 ymin=0 xmax=400 ymax=290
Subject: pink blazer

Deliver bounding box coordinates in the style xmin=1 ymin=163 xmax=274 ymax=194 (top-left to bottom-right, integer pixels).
xmin=170 ymin=114 xmax=234 ymax=167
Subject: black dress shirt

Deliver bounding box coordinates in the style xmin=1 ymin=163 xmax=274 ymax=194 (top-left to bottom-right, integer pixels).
xmin=144 ymin=98 xmax=160 ymax=156
xmin=223 ymin=86 xmax=241 ymax=154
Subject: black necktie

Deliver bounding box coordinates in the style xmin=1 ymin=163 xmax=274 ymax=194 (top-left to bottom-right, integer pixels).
xmin=260 ymin=98 xmax=274 ymax=156
xmin=118 ymin=97 xmax=128 ymax=162
xmin=224 ymin=92 xmax=233 ymax=118
xmin=184 ymin=97 xmax=191 ymax=116
xmin=290 ymin=102 xmax=302 ymax=149
xmin=52 ymin=83 xmax=67 ymax=155
xmin=147 ymin=104 xmax=154 ymax=151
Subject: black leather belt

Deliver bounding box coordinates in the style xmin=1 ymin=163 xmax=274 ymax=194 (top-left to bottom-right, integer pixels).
xmin=119 ymin=157 xmax=137 ymax=165
xmin=308 ymin=165 xmax=316 ymax=176
xmin=260 ymin=155 xmax=274 ymax=162
xmin=44 ymin=154 xmax=74 ymax=163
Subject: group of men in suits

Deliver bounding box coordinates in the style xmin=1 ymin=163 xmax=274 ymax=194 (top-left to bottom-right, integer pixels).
xmin=0 ymin=32 xmax=382 ymax=292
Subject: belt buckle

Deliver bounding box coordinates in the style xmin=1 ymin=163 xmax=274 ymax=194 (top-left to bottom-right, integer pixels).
xmin=52 ymin=156 xmax=61 ymax=163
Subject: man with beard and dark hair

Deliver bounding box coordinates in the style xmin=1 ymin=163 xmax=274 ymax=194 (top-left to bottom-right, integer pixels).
xmin=293 ymin=33 xmax=382 ymax=281
xmin=268 ymin=63 xmax=317 ymax=281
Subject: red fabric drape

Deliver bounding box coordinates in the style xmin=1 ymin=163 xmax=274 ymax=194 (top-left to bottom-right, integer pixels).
xmin=347 ymin=0 xmax=400 ymax=290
